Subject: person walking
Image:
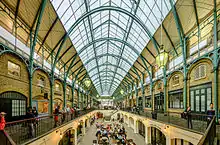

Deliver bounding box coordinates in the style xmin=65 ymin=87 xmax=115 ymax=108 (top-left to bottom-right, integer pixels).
xmin=70 ymin=107 xmax=75 ymax=120
xmin=185 ymin=106 xmax=193 ymax=129
xmin=26 ymin=107 xmax=35 ymax=138
xmin=0 ymin=112 xmax=6 ymax=131
xmin=54 ymin=106 xmax=60 ymax=128
xmin=207 ymin=103 xmax=215 ymax=127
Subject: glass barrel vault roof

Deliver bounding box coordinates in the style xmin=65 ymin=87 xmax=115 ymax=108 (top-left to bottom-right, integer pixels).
xmin=50 ymin=0 xmax=176 ymax=96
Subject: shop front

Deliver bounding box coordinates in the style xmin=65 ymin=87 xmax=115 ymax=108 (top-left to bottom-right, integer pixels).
xmin=32 ymin=95 xmax=49 ymax=116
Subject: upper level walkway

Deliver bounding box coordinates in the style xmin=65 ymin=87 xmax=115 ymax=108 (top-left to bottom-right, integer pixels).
xmin=0 ymin=109 xmax=216 ymax=145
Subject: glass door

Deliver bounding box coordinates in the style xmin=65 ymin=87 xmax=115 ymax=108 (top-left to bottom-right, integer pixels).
xmin=190 ymin=83 xmax=212 ymax=113
xmin=154 ymin=93 xmax=164 ymax=112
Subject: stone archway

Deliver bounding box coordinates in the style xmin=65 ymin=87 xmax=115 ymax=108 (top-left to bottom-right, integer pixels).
xmin=0 ymin=91 xmax=27 ymax=121
xmin=149 ymin=126 xmax=166 ymax=145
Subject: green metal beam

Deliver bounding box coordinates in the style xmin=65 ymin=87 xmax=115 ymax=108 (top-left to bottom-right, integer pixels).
xmin=57 ymin=44 xmax=73 ymax=63
xmin=37 ymin=17 xmax=58 ymax=54
xmin=29 ymin=0 xmax=47 ymax=107
xmin=89 ymin=70 xmax=125 ymax=81
xmin=169 ymin=0 xmax=187 ymax=111
xmin=108 ymin=0 xmax=140 ymax=93
xmin=86 ymin=63 xmax=133 ymax=82
xmin=58 ymin=6 xmax=160 ymax=72
xmin=162 ymin=24 xmax=178 ymax=56
xmin=84 ymin=0 xmax=103 ymax=94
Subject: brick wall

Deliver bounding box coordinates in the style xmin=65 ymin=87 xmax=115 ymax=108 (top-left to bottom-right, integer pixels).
xmin=0 ymin=53 xmax=29 ymax=103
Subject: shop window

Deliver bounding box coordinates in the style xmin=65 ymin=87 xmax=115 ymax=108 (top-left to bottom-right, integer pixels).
xmin=145 ymin=96 xmax=151 ymax=108
xmin=172 ymin=75 xmax=179 ymax=86
xmin=194 ymin=64 xmax=206 ymax=80
xmin=168 ymin=92 xmax=183 ymax=109
xmin=37 ymin=75 xmax=45 ymax=87
xmin=32 ymin=100 xmax=49 ymax=114
xmin=12 ymin=100 xmax=26 ymax=117
xmin=55 ymin=83 xmax=61 ymax=91
xmin=8 ymin=61 xmax=20 ymax=77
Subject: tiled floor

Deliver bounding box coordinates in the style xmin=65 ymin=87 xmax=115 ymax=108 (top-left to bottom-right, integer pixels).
xmin=79 ymin=119 xmax=146 ymax=145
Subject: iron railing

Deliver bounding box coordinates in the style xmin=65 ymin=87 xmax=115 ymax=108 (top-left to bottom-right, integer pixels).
xmin=4 ymin=108 xmax=95 ymax=145
xmin=0 ymin=131 xmax=16 ymax=145
xmin=198 ymin=116 xmax=216 ymax=145
xmin=122 ymin=108 xmax=212 ymax=133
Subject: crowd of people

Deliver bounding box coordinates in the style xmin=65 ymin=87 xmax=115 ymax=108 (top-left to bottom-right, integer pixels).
xmin=94 ymin=119 xmax=136 ymax=145
xmin=22 ymin=104 xmax=82 ymax=138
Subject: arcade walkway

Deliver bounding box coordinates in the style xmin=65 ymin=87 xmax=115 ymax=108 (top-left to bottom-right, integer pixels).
xmin=79 ymin=119 xmax=145 ymax=145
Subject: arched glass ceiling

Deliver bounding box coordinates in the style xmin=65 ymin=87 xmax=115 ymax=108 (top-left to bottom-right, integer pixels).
xmin=50 ymin=0 xmax=176 ymax=96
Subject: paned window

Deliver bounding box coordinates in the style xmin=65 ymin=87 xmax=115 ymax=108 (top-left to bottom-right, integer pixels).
xmin=194 ymin=64 xmax=206 ymax=80
xmin=190 ymin=83 xmax=212 ymax=113
xmin=8 ymin=61 xmax=20 ymax=77
xmin=172 ymin=75 xmax=179 ymax=86
xmin=12 ymin=100 xmax=26 ymax=117
xmin=168 ymin=91 xmax=183 ymax=109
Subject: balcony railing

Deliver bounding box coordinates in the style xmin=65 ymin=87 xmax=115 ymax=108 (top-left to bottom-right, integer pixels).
xmin=198 ymin=116 xmax=216 ymax=145
xmin=3 ymin=108 xmax=95 ymax=145
xmin=122 ymin=108 xmax=214 ymax=133
xmin=0 ymin=130 xmax=16 ymax=145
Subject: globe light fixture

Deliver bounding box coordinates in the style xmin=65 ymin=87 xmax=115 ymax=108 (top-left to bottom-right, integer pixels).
xmin=96 ymin=94 xmax=99 ymax=98
xmin=84 ymin=78 xmax=91 ymax=88
xmin=156 ymin=45 xmax=168 ymax=68
xmin=120 ymin=89 xmax=124 ymax=95
xmin=113 ymin=96 xmax=115 ymax=99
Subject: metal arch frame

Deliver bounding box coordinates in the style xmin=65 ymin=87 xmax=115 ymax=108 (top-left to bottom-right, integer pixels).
xmin=93 ymin=19 xmax=126 ymax=34
xmin=169 ymin=0 xmax=186 ymax=112
xmin=84 ymin=0 xmax=103 ymax=93
xmin=54 ymin=5 xmax=160 ymax=80
xmin=74 ymin=53 xmax=139 ymax=79
xmin=66 ymin=37 xmax=150 ymax=81
xmin=28 ymin=0 xmax=47 ymax=107
xmin=93 ymin=78 xmax=123 ymax=89
xmin=52 ymin=6 xmax=160 ymax=96
xmin=65 ymin=37 xmax=141 ymax=93
xmin=94 ymin=80 xmax=125 ymax=91
xmin=95 ymin=84 xmax=120 ymax=93
xmin=108 ymin=0 xmax=140 ymax=94
xmin=86 ymin=63 xmax=133 ymax=83
xmin=91 ymin=72 xmax=127 ymax=88
xmin=89 ymin=69 xmax=125 ymax=82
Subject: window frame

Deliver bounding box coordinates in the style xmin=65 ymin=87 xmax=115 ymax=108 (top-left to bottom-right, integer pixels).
xmin=194 ymin=64 xmax=206 ymax=80
xmin=168 ymin=89 xmax=183 ymax=109
xmin=7 ymin=60 xmax=21 ymax=77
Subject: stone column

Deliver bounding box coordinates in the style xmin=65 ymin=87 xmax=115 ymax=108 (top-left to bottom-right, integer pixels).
xmin=83 ymin=121 xmax=86 ymax=135
xmin=166 ymin=136 xmax=171 ymax=145
xmin=145 ymin=126 xmax=150 ymax=144
xmin=128 ymin=118 xmax=130 ymax=127
xmin=87 ymin=119 xmax=90 ymax=127
xmin=134 ymin=120 xmax=138 ymax=133
xmin=74 ymin=129 xmax=77 ymax=145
